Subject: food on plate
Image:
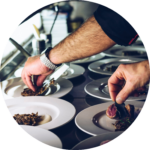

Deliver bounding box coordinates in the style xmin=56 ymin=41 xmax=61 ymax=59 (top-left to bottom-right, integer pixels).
xmin=21 ymin=86 xmax=47 ymax=96
xmin=106 ymin=103 xmax=136 ymax=131
xmin=125 ymin=104 xmax=135 ymax=118
xmin=100 ymin=140 xmax=111 ymax=145
xmin=112 ymin=117 xmax=134 ymax=131
xmin=104 ymin=65 xmax=118 ymax=72
xmin=106 ymin=103 xmax=118 ymax=119
xmin=13 ymin=112 xmax=52 ymax=126
xmin=21 ymin=79 xmax=55 ymax=96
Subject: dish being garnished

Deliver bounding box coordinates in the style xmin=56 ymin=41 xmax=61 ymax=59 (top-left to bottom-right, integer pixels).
xmin=13 ymin=112 xmax=52 ymax=126
xmin=106 ymin=104 xmax=136 ymax=131
xmin=21 ymin=79 xmax=55 ymax=96
xmin=93 ymin=103 xmax=141 ymax=132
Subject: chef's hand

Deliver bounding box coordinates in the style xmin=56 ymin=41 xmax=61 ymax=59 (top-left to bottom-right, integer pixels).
xmin=108 ymin=60 xmax=150 ymax=104
xmin=21 ymin=55 xmax=53 ymax=92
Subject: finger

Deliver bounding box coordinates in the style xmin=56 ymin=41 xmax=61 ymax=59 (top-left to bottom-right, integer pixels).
xmin=108 ymin=73 xmax=125 ymax=101
xmin=108 ymin=84 xmax=123 ymax=101
xmin=116 ymin=82 xmax=137 ymax=104
xmin=25 ymin=74 xmax=36 ymax=92
xmin=21 ymin=69 xmax=28 ymax=87
xmin=36 ymin=75 xmax=47 ymax=87
xmin=33 ymin=75 xmax=38 ymax=86
xmin=36 ymin=70 xmax=54 ymax=86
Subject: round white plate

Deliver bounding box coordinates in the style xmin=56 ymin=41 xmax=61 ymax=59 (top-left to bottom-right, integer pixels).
xmin=71 ymin=53 xmax=105 ymax=64
xmin=101 ymin=45 xmax=147 ymax=58
xmin=88 ymin=58 xmax=145 ymax=75
xmin=72 ymin=132 xmax=123 ymax=150
xmin=21 ymin=125 xmax=62 ymax=148
xmin=5 ymin=96 xmax=76 ymax=130
xmin=1 ymin=77 xmax=73 ymax=100
xmin=75 ymin=101 xmax=144 ymax=136
xmin=14 ymin=64 xmax=85 ymax=79
xmin=85 ymin=77 xmax=147 ymax=101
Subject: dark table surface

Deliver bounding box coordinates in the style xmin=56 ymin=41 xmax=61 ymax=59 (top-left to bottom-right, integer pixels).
xmin=50 ymin=57 xmax=113 ymax=149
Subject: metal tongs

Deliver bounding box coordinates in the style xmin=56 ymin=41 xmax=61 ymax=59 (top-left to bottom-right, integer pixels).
xmin=40 ymin=63 xmax=70 ymax=95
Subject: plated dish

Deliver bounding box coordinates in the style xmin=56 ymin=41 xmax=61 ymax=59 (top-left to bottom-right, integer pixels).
xmin=88 ymin=58 xmax=144 ymax=75
xmin=72 ymin=132 xmax=122 ymax=150
xmin=71 ymin=53 xmax=105 ymax=64
xmin=14 ymin=64 xmax=85 ymax=79
xmin=101 ymin=45 xmax=147 ymax=58
xmin=85 ymin=77 xmax=147 ymax=101
xmin=21 ymin=125 xmax=62 ymax=148
xmin=1 ymin=77 xmax=73 ymax=100
xmin=75 ymin=101 xmax=144 ymax=136
xmin=5 ymin=96 xmax=76 ymax=130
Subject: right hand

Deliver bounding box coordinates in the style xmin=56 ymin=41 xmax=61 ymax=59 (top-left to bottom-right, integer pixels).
xmin=108 ymin=60 xmax=150 ymax=104
xmin=21 ymin=55 xmax=54 ymax=92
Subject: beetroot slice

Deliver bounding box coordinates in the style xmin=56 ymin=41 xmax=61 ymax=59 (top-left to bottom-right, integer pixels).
xmin=106 ymin=104 xmax=117 ymax=119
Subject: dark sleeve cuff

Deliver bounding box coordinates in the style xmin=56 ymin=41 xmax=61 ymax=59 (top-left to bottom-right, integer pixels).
xmin=94 ymin=5 xmax=138 ymax=46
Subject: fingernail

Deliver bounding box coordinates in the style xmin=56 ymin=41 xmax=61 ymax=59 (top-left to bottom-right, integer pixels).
xmin=116 ymin=97 xmax=123 ymax=104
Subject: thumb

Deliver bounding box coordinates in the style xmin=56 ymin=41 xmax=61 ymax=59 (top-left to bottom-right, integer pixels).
xmin=116 ymin=82 xmax=136 ymax=104
xmin=36 ymin=75 xmax=47 ymax=87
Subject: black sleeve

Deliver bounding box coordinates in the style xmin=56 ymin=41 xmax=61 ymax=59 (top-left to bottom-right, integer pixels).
xmin=94 ymin=5 xmax=138 ymax=46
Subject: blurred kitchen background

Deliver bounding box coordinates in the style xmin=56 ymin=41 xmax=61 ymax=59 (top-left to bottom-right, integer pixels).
xmin=0 ymin=0 xmax=143 ymax=81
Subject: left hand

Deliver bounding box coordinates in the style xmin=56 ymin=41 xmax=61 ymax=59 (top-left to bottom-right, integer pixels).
xmin=21 ymin=55 xmax=53 ymax=92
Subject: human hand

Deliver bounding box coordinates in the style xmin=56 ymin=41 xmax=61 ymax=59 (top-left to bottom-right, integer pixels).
xmin=21 ymin=55 xmax=53 ymax=92
xmin=108 ymin=60 xmax=150 ymax=104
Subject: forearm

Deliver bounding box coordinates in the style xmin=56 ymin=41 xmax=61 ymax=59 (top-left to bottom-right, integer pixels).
xmin=49 ymin=15 xmax=116 ymax=64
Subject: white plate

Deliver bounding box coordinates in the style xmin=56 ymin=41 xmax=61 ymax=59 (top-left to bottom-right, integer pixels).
xmin=101 ymin=45 xmax=147 ymax=58
xmin=88 ymin=58 xmax=145 ymax=75
xmin=1 ymin=77 xmax=73 ymax=100
xmin=71 ymin=53 xmax=105 ymax=64
xmin=85 ymin=77 xmax=147 ymax=101
xmin=72 ymin=132 xmax=123 ymax=150
xmin=5 ymin=96 xmax=76 ymax=130
xmin=56 ymin=64 xmax=85 ymax=79
xmin=75 ymin=101 xmax=144 ymax=136
xmin=20 ymin=125 xmax=62 ymax=148
xmin=14 ymin=64 xmax=85 ymax=79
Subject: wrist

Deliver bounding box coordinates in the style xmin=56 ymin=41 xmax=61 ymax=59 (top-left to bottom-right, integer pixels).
xmin=40 ymin=47 xmax=62 ymax=70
